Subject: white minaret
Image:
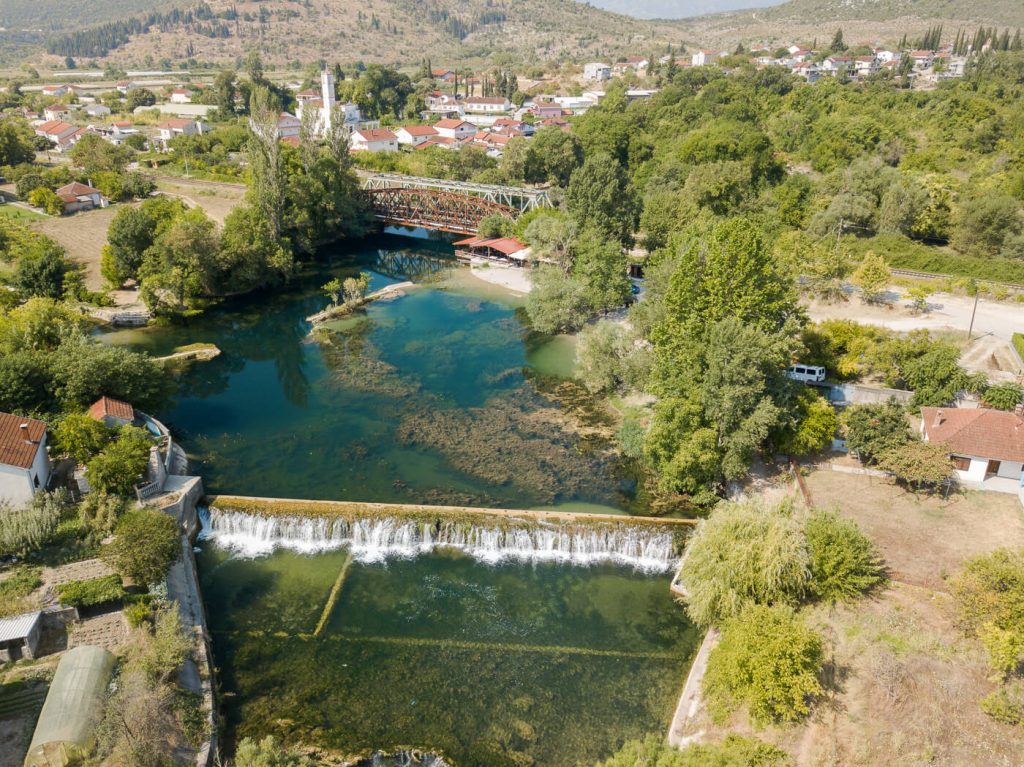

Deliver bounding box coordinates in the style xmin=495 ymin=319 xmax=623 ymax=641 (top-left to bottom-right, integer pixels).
xmin=320 ymin=69 xmax=336 ymax=134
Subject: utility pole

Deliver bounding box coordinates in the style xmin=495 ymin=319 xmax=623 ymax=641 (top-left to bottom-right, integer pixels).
xmin=966 ymin=291 xmax=979 ymax=341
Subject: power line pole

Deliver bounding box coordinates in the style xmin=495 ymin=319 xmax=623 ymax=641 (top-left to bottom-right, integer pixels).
xmin=966 ymin=291 xmax=979 ymax=341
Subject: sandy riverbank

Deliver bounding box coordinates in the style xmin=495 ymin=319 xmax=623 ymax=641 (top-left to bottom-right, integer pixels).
xmin=469 ymin=261 xmax=533 ymax=294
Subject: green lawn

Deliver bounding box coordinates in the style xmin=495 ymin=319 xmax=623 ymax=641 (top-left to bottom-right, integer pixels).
xmin=0 ymin=204 xmax=48 ymax=221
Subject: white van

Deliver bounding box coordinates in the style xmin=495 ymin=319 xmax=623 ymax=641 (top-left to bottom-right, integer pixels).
xmin=786 ymin=364 xmax=826 ymax=383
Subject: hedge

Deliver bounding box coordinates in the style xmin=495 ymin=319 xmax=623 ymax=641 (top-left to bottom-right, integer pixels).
xmin=56 ymin=574 xmax=126 ymax=607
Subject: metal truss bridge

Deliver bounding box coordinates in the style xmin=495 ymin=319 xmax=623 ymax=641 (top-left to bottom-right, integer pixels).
xmin=362 ymin=173 xmax=552 ymax=235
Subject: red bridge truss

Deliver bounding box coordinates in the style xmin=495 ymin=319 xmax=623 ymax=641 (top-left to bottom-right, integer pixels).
xmin=365 ymin=187 xmax=518 ymax=235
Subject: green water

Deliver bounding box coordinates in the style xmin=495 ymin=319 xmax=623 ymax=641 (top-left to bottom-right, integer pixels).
xmin=107 ymin=236 xmax=640 ymax=511
xmin=199 ymin=545 xmax=698 ymax=766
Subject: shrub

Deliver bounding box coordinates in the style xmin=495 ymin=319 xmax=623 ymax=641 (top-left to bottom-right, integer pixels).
xmin=106 ymin=509 xmax=180 ymax=586
xmin=27 ymin=187 xmax=64 ymax=216
xmin=776 ymin=389 xmax=838 ymax=456
xmin=124 ymin=599 xmax=153 ymax=628
xmin=952 ymin=548 xmax=1024 ymax=677
xmin=234 ymin=736 xmax=317 ymax=767
xmin=597 ymin=733 xmax=791 ymax=767
xmin=804 ymin=509 xmax=885 ymax=602
xmin=983 ymin=382 xmax=1024 ymax=411
xmin=56 ymin=574 xmax=126 ymax=607
xmin=703 ymin=604 xmax=824 ymax=726
xmin=980 ymin=683 xmax=1024 ymax=726
xmin=125 ymin=606 xmax=191 ymax=683
xmin=0 ymin=490 xmax=68 ymax=558
xmin=0 ymin=566 xmax=42 ymax=618
xmin=52 ymin=412 xmax=112 ymax=463
xmin=678 ymin=500 xmax=810 ymax=628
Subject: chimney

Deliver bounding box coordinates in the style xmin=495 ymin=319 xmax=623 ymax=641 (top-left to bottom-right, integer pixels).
xmin=933 ymin=410 xmax=945 ymax=428
xmin=20 ymin=423 xmax=32 ymax=445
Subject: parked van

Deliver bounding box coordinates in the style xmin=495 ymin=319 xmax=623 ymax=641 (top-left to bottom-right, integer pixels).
xmin=786 ymin=364 xmax=826 ymax=383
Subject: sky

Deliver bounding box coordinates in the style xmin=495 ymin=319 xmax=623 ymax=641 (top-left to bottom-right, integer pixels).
xmin=585 ymin=0 xmax=786 ymax=19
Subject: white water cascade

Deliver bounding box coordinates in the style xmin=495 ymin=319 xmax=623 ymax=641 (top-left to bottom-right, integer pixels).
xmin=200 ymin=508 xmax=680 ymax=573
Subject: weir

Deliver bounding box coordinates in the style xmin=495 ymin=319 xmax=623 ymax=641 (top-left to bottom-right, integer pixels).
xmin=201 ymin=497 xmax=692 ymax=573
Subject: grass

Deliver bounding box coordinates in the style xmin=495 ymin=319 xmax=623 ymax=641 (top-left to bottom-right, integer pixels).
xmin=844 ymin=234 xmax=1024 ymax=286
xmin=0 ymin=205 xmax=47 ymax=222
xmin=1013 ymin=333 xmax=1024 ymax=362
xmin=0 ymin=566 xmax=41 ymax=619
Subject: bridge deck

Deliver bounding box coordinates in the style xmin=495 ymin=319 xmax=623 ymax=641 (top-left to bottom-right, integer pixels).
xmin=363 ymin=172 xmax=551 ymax=212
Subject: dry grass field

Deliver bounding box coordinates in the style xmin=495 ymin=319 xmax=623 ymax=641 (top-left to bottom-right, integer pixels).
xmin=680 ymin=469 xmax=1024 ymax=767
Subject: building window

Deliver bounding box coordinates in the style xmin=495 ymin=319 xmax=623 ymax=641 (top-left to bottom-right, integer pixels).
xmin=951 ymin=456 xmax=971 ymax=471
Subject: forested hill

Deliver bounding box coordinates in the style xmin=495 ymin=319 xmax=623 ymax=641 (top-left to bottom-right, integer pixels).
xmin=16 ymin=0 xmax=684 ymax=67
xmin=0 ymin=0 xmax=188 ymax=30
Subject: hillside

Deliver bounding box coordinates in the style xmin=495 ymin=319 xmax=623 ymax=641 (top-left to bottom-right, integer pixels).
xmin=21 ymin=0 xmax=689 ymax=68
xmin=754 ymin=0 xmax=1023 ymax=25
xmin=0 ymin=0 xmax=186 ymax=32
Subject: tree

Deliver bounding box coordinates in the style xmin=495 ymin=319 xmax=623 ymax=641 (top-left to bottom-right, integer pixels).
xmin=126 ymin=87 xmax=157 ymax=110
xmin=525 ymin=266 xmax=591 ymax=333
xmin=678 ymin=500 xmax=810 ymax=628
xmin=106 ymin=509 xmax=180 ymax=585
xmin=876 ymin=440 xmax=953 ymax=490
xmin=322 ymin=278 xmax=342 ymax=307
xmin=571 ymin=226 xmax=631 ymax=313
xmin=565 ymin=151 xmax=636 ymax=245
xmin=952 ymin=195 xmax=1023 ymax=256
xmin=576 ymin=320 xmax=646 ymax=394
xmin=703 ymin=604 xmax=823 ymax=726
xmin=529 ymin=127 xmax=583 ymax=186
xmin=983 ymin=382 xmax=1023 ymax=411
xmin=597 ymin=734 xmax=790 ymax=767
xmin=50 ymin=333 xmax=169 ymax=411
xmin=247 ymin=85 xmax=284 ymax=240
xmin=830 ymin=28 xmax=847 ymax=52
xmin=105 ymin=205 xmax=159 ymax=284
xmin=0 ymin=119 xmax=35 ymax=166
xmin=52 ymin=413 xmax=112 ymax=462
xmin=776 ymin=389 xmax=838 ymax=457
xmin=0 ymin=351 xmax=54 ymax=413
xmin=342 ymin=272 xmax=371 ymax=304
xmin=842 ymin=400 xmax=909 ymax=463
xmin=804 ymin=509 xmax=885 ymax=603
xmin=139 ymin=209 xmax=221 ymax=313
xmin=902 ymin=342 xmax=967 ymax=407
xmin=12 ymin=242 xmax=73 ymax=299
xmin=69 ymin=132 xmax=131 ymax=175
xmin=852 ymin=252 xmax=891 ymax=303
xmin=85 ymin=426 xmax=152 ymax=496
xmin=218 ymin=205 xmax=293 ymax=293
xmin=906 ymin=285 xmax=933 ymax=314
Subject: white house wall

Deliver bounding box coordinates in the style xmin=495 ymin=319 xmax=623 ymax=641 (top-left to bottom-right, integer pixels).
xmin=997 ymin=460 xmax=1024 ymax=480
xmin=0 ymin=464 xmax=34 ymax=505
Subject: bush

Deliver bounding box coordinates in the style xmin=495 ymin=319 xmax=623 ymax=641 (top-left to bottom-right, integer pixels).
xmin=678 ymin=500 xmax=810 ymax=628
xmin=597 ymin=733 xmax=791 ymax=767
xmin=0 ymin=490 xmax=68 ymax=558
xmin=703 ymin=604 xmax=823 ymax=726
xmin=234 ymin=736 xmax=317 ymax=767
xmin=804 ymin=509 xmax=885 ymax=603
xmin=26 ymin=187 xmax=64 ymax=215
xmin=56 ymin=574 xmax=126 ymax=607
xmin=106 ymin=509 xmax=180 ymax=586
xmin=776 ymin=389 xmax=838 ymax=456
xmin=952 ymin=548 xmax=1024 ymax=677
xmin=983 ymin=382 xmax=1024 ymax=411
xmin=124 ymin=598 xmax=153 ymax=628
xmin=980 ymin=683 xmax=1024 ymax=726
xmin=876 ymin=440 xmax=954 ymax=491
xmin=52 ymin=412 xmax=112 ymax=462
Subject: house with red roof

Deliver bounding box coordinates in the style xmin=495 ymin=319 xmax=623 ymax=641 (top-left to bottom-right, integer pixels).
xmin=396 ymin=125 xmax=438 ymax=147
xmin=169 ymin=88 xmax=193 ymax=104
xmin=55 ymin=182 xmax=106 ymax=213
xmin=33 ymin=120 xmax=83 ymax=151
xmin=433 ymin=118 xmax=475 ymax=142
xmin=463 ymin=96 xmax=511 ymax=114
xmin=0 ymin=412 xmax=51 ymax=505
xmin=89 ymin=396 xmax=136 ymax=428
xmin=921 ymin=407 xmax=1024 ymax=492
xmin=157 ymin=118 xmax=206 ymax=148
xmin=43 ymin=104 xmax=73 ymax=122
xmin=350 ymin=128 xmax=398 ymax=153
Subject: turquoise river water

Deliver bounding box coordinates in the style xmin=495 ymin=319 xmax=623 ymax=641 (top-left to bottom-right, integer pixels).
xmin=110 ymin=235 xmax=698 ymax=766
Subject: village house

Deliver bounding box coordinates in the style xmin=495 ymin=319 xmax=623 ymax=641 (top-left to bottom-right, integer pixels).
xmin=157 ymin=118 xmax=206 ymax=148
xmin=169 ymin=87 xmax=192 ymax=104
xmin=874 ymin=49 xmax=900 ymax=63
xmin=33 ymin=120 xmax=83 ymax=151
xmin=471 ymin=131 xmax=511 ymax=156
xmin=431 ymin=68 xmax=455 ymax=83
xmin=821 ymin=56 xmax=852 ymax=74
xmin=583 ymin=63 xmax=611 ymax=81
xmin=854 ymin=56 xmax=879 ymax=77
xmin=0 ymin=412 xmax=51 ymax=506
xmin=396 ymin=125 xmax=439 ymax=147
xmin=691 ymin=50 xmax=723 ymax=67
xmin=40 ymin=84 xmax=70 ymax=98
xmin=491 ymin=117 xmax=532 ymax=137
xmin=350 ymin=128 xmax=398 ymax=152
xmin=55 ymin=181 xmax=106 ymax=213
xmin=463 ymin=96 xmax=511 ymax=114
xmin=433 ymin=118 xmax=476 ymax=142
xmin=788 ymin=46 xmax=814 ymax=62
xmin=43 ymin=104 xmax=72 ymax=122
xmin=83 ymin=103 xmax=111 ymax=118
xmin=115 ymin=80 xmax=139 ymax=94
xmin=277 ymin=112 xmax=301 ymax=139
xmin=920 ymin=407 xmax=1024 ymax=494
xmin=910 ymin=50 xmax=936 ymax=69
xmin=791 ymin=61 xmax=822 ymax=83
xmin=530 ymin=103 xmax=564 ymax=120
xmin=88 ymin=396 xmax=135 ymax=428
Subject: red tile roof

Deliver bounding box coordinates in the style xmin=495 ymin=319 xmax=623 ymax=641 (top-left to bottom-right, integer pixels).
xmin=36 ymin=120 xmax=77 ymax=136
xmin=56 ymin=182 xmax=101 ymax=198
xmin=400 ymin=125 xmax=438 ymax=136
xmin=354 ymin=128 xmax=397 ymax=142
xmin=159 ymin=118 xmax=195 ymax=129
xmin=88 ymin=396 xmax=134 ymax=422
xmin=922 ymin=407 xmax=1024 ymax=462
xmin=0 ymin=412 xmax=46 ymax=470
xmin=434 ymin=118 xmax=471 ymax=130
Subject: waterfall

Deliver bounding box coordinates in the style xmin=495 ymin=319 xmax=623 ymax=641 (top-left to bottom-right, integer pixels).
xmin=200 ymin=508 xmax=679 ymax=573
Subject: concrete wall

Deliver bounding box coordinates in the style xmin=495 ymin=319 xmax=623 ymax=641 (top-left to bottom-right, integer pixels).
xmin=0 ymin=463 xmax=34 ymax=505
